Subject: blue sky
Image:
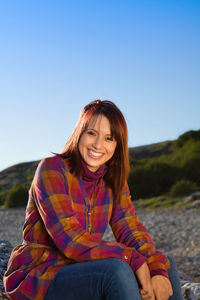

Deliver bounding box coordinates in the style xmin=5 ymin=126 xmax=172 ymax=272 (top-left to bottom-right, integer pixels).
xmin=0 ymin=0 xmax=200 ymax=171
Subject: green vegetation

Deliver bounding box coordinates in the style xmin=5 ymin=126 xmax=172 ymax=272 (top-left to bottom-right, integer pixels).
xmin=128 ymin=129 xmax=200 ymax=204
xmin=169 ymin=179 xmax=198 ymax=197
xmin=128 ymin=161 xmax=178 ymax=199
xmin=4 ymin=183 xmax=29 ymax=208
xmin=0 ymin=129 xmax=200 ymax=209
xmin=134 ymin=195 xmax=183 ymax=210
xmin=0 ymin=160 xmax=39 ymax=208
xmin=133 ymin=194 xmax=198 ymax=210
xmin=174 ymin=130 xmax=200 ymax=148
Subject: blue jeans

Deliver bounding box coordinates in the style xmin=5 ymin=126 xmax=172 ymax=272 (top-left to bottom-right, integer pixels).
xmin=44 ymin=256 xmax=183 ymax=300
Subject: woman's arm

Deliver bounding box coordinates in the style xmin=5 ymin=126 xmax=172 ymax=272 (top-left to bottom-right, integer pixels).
xmin=109 ymin=183 xmax=170 ymax=278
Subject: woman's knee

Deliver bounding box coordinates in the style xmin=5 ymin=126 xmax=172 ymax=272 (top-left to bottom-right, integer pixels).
xmin=167 ymin=255 xmax=177 ymax=271
xmin=167 ymin=256 xmax=183 ymax=299
xmin=101 ymin=258 xmax=141 ymax=299
xmin=102 ymin=258 xmax=134 ymax=280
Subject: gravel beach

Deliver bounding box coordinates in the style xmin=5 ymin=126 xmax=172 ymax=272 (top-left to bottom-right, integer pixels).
xmin=0 ymin=207 xmax=200 ymax=283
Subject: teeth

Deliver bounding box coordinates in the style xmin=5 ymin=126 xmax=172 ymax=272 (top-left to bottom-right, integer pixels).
xmin=89 ymin=150 xmax=102 ymax=157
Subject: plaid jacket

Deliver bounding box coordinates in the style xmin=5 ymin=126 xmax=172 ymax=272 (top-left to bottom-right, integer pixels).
xmin=4 ymin=155 xmax=169 ymax=299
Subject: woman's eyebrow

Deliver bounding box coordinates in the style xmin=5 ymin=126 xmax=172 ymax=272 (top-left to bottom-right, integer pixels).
xmin=87 ymin=127 xmax=97 ymax=132
xmin=87 ymin=128 xmax=112 ymax=136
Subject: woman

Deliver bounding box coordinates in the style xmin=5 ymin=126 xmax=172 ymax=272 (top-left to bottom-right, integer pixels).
xmin=4 ymin=100 xmax=183 ymax=300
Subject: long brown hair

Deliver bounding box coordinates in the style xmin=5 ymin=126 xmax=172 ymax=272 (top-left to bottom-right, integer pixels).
xmin=58 ymin=100 xmax=130 ymax=202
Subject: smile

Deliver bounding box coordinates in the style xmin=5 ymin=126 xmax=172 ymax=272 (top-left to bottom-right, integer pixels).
xmin=88 ymin=150 xmax=103 ymax=158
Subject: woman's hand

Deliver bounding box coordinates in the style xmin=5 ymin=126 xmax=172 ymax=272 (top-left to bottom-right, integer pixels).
xmin=135 ymin=262 xmax=155 ymax=300
xmin=152 ymin=275 xmax=173 ymax=300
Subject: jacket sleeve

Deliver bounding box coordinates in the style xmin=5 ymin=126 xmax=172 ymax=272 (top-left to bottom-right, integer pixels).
xmin=109 ymin=183 xmax=170 ymax=277
xmin=31 ymin=156 xmax=136 ymax=266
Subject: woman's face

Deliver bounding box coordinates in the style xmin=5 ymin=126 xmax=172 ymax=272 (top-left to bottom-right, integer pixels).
xmin=78 ymin=114 xmax=117 ymax=172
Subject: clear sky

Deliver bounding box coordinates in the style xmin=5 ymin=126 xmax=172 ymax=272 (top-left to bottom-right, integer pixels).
xmin=0 ymin=0 xmax=200 ymax=172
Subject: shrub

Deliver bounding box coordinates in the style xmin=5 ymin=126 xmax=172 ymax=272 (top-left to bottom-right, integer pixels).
xmin=182 ymin=154 xmax=200 ymax=185
xmin=128 ymin=165 xmax=149 ymax=199
xmin=175 ymin=130 xmax=200 ymax=148
xmin=169 ymin=179 xmax=198 ymax=197
xmin=128 ymin=161 xmax=179 ymax=199
xmin=4 ymin=183 xmax=28 ymax=208
xmin=145 ymin=161 xmax=178 ymax=194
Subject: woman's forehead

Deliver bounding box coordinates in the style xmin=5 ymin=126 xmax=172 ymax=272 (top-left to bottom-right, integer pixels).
xmin=87 ymin=114 xmax=111 ymax=133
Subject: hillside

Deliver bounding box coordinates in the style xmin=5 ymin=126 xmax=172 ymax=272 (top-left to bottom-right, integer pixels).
xmin=0 ymin=140 xmax=171 ymax=202
xmin=129 ymin=140 xmax=173 ymax=160
xmin=0 ymin=129 xmax=200 ymax=205
xmin=128 ymin=129 xmax=200 ymax=199
xmin=0 ymin=161 xmax=39 ymax=205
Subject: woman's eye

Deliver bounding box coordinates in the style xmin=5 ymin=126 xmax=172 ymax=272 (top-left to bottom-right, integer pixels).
xmin=87 ymin=130 xmax=95 ymax=136
xmin=106 ymin=136 xmax=114 ymax=141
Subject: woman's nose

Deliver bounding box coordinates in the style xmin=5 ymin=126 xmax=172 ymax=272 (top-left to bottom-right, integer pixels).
xmin=92 ymin=136 xmax=102 ymax=148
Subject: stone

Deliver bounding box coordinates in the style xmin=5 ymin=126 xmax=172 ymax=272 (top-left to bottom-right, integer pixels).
xmin=0 ymin=241 xmax=13 ymax=297
xmin=1 ymin=209 xmax=200 ymax=299
xmin=182 ymin=281 xmax=200 ymax=300
xmin=192 ymin=200 xmax=200 ymax=208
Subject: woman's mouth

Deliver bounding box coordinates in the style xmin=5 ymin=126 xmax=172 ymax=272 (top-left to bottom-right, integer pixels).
xmin=88 ymin=150 xmax=103 ymax=158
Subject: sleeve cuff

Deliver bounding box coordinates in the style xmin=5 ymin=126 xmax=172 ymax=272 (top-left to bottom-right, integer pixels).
xmin=121 ymin=247 xmax=134 ymax=265
xmin=130 ymin=250 xmax=147 ymax=272
xmin=150 ymin=269 xmax=169 ymax=278
xmin=147 ymin=251 xmax=170 ymax=278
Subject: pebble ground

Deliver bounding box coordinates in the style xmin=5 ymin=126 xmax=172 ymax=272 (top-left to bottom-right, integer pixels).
xmin=0 ymin=207 xmax=199 ymax=283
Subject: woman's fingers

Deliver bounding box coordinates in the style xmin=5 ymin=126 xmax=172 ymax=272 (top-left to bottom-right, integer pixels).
xmin=152 ymin=275 xmax=173 ymax=300
xmin=135 ymin=262 xmax=155 ymax=300
xmin=140 ymin=288 xmax=154 ymax=300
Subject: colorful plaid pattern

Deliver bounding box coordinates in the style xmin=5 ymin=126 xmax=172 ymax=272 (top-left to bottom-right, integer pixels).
xmin=4 ymin=155 xmax=169 ymax=300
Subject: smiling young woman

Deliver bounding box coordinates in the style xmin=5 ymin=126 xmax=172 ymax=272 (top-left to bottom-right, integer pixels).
xmin=78 ymin=114 xmax=117 ymax=172
xmin=4 ymin=100 xmax=183 ymax=300
xmin=58 ymin=100 xmax=130 ymax=204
